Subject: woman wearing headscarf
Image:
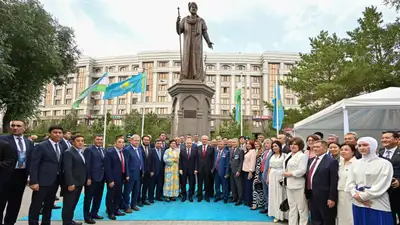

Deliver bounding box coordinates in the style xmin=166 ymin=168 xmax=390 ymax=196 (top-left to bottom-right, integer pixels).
xmin=163 ymin=140 xmax=180 ymax=202
xmin=345 ymin=137 xmax=394 ymax=225
xmin=267 ymin=141 xmax=288 ymax=223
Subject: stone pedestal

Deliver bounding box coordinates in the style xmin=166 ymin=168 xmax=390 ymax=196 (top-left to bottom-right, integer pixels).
xmin=168 ymin=79 xmax=215 ymax=137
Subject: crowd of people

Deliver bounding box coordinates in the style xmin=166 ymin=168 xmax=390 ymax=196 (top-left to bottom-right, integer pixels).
xmin=0 ymin=120 xmax=399 ymax=225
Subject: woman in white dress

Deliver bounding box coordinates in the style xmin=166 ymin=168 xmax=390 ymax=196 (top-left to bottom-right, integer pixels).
xmin=337 ymin=143 xmax=357 ymax=225
xmin=267 ymin=141 xmax=288 ymax=223
xmin=283 ymin=137 xmax=309 ymax=225
xmin=345 ymin=137 xmax=394 ymax=225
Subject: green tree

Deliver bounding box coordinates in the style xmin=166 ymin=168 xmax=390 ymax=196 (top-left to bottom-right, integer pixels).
xmin=0 ymin=0 xmax=80 ymax=131
xmin=123 ymin=110 xmax=171 ymax=139
xmin=215 ymin=107 xmax=252 ymax=138
xmin=384 ymin=0 xmax=400 ymax=11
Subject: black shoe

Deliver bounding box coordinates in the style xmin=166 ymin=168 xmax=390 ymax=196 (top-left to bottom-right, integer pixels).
xmin=72 ymin=221 xmax=82 ymax=225
xmin=171 ymin=197 xmax=176 ymax=201
xmin=230 ymin=199 xmax=236 ymax=203
xmin=149 ymin=200 xmax=154 ymax=203
xmin=137 ymin=201 xmax=143 ymax=207
xmin=108 ymin=214 xmax=116 ymax=220
xmin=156 ymin=198 xmax=163 ymax=201
xmin=205 ymin=197 xmax=210 ymax=202
xmin=235 ymin=201 xmax=241 ymax=206
xmin=197 ymin=197 xmax=202 ymax=202
xmin=259 ymin=209 xmax=268 ymax=214
xmin=189 ymin=196 xmax=193 ymax=202
xmin=181 ymin=196 xmax=186 ymax=202
xmin=143 ymin=200 xmax=150 ymax=205
xmin=115 ymin=211 xmax=125 ymax=216
xmin=39 ymin=208 xmax=43 ymax=215
xmin=213 ymin=198 xmax=220 ymax=202
xmin=55 ymin=196 xmax=60 ymax=201
xmin=52 ymin=205 xmax=61 ymax=209
xmin=91 ymin=215 xmax=103 ymax=219
xmin=84 ymin=219 xmax=96 ymax=224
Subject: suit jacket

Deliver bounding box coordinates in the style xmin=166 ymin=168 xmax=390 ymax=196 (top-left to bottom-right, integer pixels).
xmin=305 ymin=154 xmax=339 ymax=202
xmin=152 ymin=147 xmax=164 ymax=176
xmin=29 ymin=140 xmax=63 ymax=186
xmin=230 ymin=147 xmax=244 ymax=174
xmin=0 ymin=140 xmax=16 ymax=190
xmin=261 ymin=150 xmax=273 ymax=179
xmin=282 ymin=144 xmax=291 ymax=154
xmin=196 ymin=144 xmax=214 ymax=172
xmin=179 ymin=146 xmax=198 ymax=174
xmin=83 ymin=145 xmax=106 ymax=182
xmin=63 ymin=147 xmax=86 ymax=186
xmin=0 ymin=134 xmax=34 ymax=175
xmin=104 ymin=148 xmax=130 ymax=184
xmin=379 ymin=147 xmax=400 ymax=179
xmin=123 ymin=145 xmax=144 ymax=180
xmin=214 ymin=148 xmax=230 ymax=176
xmin=283 ymin=151 xmax=308 ymax=190
xmin=139 ymin=145 xmax=153 ymax=174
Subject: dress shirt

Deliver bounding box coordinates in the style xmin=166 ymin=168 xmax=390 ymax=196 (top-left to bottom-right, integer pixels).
xmin=309 ymin=153 xmax=327 ymax=187
xmin=114 ymin=147 xmax=123 ymax=162
xmin=338 ymin=157 xmax=356 ymax=191
xmin=383 ymin=147 xmax=396 ymax=160
xmin=48 ymin=139 xmax=61 ymax=159
xmin=63 ymin=138 xmax=72 ymax=148
xmin=74 ymin=147 xmax=85 ymax=163
xmin=13 ymin=135 xmax=26 ymax=152
xmin=14 ymin=135 xmax=26 ymax=169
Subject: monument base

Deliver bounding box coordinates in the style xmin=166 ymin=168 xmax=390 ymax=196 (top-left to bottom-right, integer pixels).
xmin=168 ymin=79 xmax=215 ymax=138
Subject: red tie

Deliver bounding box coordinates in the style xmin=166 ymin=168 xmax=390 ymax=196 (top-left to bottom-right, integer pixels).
xmin=215 ymin=150 xmax=221 ymax=170
xmin=307 ymin=157 xmax=319 ymax=190
xmin=203 ymin=145 xmax=206 ymax=157
xmin=119 ymin=151 xmax=125 ymax=174
xmin=260 ymin=151 xmax=268 ymax=172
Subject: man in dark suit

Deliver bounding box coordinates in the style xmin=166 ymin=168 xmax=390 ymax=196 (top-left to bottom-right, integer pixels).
xmin=179 ymin=138 xmax=197 ymax=202
xmin=83 ymin=135 xmax=106 ymax=224
xmin=62 ymin=135 xmax=86 ymax=225
xmin=379 ymin=131 xmax=400 ymax=225
xmin=0 ymin=120 xmax=34 ymax=225
xmin=159 ymin=132 xmax=169 ymax=150
xmin=104 ymin=136 xmax=129 ymax=220
xmin=230 ymin=138 xmax=244 ymax=205
xmin=150 ymin=139 xmax=164 ymax=202
xmin=196 ymin=135 xmax=214 ymax=202
xmin=0 ymin=140 xmax=16 ymax=194
xmin=138 ymin=135 xmax=152 ymax=206
xmin=305 ymin=140 xmax=339 ymax=225
xmin=213 ymin=140 xmax=230 ymax=203
xmin=28 ymin=125 xmax=64 ymax=225
xmin=122 ymin=134 xmax=143 ymax=213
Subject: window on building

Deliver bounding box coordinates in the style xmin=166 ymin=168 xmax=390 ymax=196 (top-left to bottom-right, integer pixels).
xmin=132 ymin=98 xmax=138 ymax=104
xmin=221 ymin=98 xmax=230 ymax=104
xmin=119 ymin=66 xmax=128 ymax=72
xmin=158 ymin=61 xmax=168 ymax=67
xmin=65 ymin=99 xmax=72 ymax=105
xmin=108 ymin=66 xmax=116 ymax=72
xmin=252 ymin=99 xmax=260 ymax=105
xmin=107 ymin=99 xmax=113 ymax=105
xmin=173 ymin=72 xmax=180 ymax=80
xmin=67 ymin=77 xmax=74 ymax=84
xmin=157 ymin=96 xmax=167 ymax=102
xmin=252 ymin=110 xmax=261 ymax=116
xmin=55 ymin=90 xmax=62 ymax=96
xmin=206 ymin=64 xmax=215 ymax=70
xmin=221 ymin=65 xmax=230 ymax=70
xmin=285 ymin=98 xmax=294 ymax=105
xmin=118 ymin=98 xmax=126 ymax=104
xmin=145 ymin=96 xmax=150 ymax=102
xmin=210 ymin=120 xmax=215 ymax=126
xmin=173 ymin=61 xmax=181 ymax=67
xmin=206 ymin=75 xmax=216 ymax=82
xmin=133 ymin=65 xmax=139 ymax=71
xmin=252 ymin=88 xmax=260 ymax=94
xmin=158 ymin=84 xmax=167 ymax=91
xmin=54 ymin=100 xmax=61 ymax=105
xmin=66 ymin=88 xmax=72 ymax=95
xmin=251 ymin=76 xmax=261 ymax=83
xmin=221 ymin=110 xmax=229 ymax=115
xmin=118 ymin=76 xmax=128 ymax=82
xmin=252 ymin=65 xmax=261 ymax=71
xmin=64 ymin=110 xmax=71 ymax=115
xmin=221 ymin=87 xmax=229 ymax=93
xmin=284 ymin=63 xmax=294 ymax=70
xmin=156 ymin=108 xmax=168 ymax=114
xmin=158 ymin=73 xmax=168 ymax=80
xmin=237 ymin=65 xmax=245 ymax=70
xmin=94 ymin=100 xmax=101 ymax=105
xmin=221 ymin=75 xmax=229 ymax=82
xmin=118 ymin=109 xmax=126 ymax=115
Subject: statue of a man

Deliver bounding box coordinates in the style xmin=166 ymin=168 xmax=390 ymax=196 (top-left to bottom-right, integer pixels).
xmin=176 ymin=2 xmax=213 ymax=82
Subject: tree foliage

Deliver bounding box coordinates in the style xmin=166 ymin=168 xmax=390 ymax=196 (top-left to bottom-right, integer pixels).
xmin=214 ymin=108 xmax=252 ymax=138
xmin=123 ymin=110 xmax=171 ymax=139
xmin=281 ymin=6 xmax=400 ymax=114
xmin=0 ymin=0 xmax=81 ymax=131
xmin=384 ymin=0 xmax=400 ymax=11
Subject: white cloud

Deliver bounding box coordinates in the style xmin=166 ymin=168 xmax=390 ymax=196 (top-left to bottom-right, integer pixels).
xmin=39 ymin=0 xmax=396 ymax=57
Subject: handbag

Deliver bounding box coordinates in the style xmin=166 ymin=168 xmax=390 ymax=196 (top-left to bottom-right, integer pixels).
xmin=279 ymin=199 xmax=289 ymax=212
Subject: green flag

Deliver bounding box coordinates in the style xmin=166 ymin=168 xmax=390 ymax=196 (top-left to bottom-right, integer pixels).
xmin=72 ymin=72 xmax=109 ymax=109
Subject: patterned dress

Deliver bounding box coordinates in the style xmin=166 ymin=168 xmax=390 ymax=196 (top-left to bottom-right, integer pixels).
xmin=252 ymin=151 xmax=265 ymax=208
xmin=163 ymin=148 xmax=180 ymax=197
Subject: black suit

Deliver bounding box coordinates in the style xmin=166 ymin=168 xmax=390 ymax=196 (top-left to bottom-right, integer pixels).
xmin=0 ymin=140 xmax=16 ymax=193
xmin=379 ymin=147 xmax=400 ymax=225
xmin=28 ymin=140 xmax=63 ymax=225
xmin=0 ymin=135 xmax=33 ymax=225
xmin=150 ymin=148 xmax=164 ymax=200
xmin=62 ymin=147 xmax=86 ymax=225
xmin=179 ymin=147 xmax=197 ymax=197
xmin=305 ymin=154 xmax=339 ymax=225
xmin=196 ymin=144 xmax=215 ymax=198
xmin=140 ymin=145 xmax=153 ymax=201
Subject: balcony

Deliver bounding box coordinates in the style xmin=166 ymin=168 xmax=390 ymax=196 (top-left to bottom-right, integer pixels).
xmin=158 ymin=91 xmax=167 ymax=96
xmin=118 ymin=105 xmax=126 ymax=109
xmin=220 ymin=82 xmax=230 ymax=87
xmin=251 ymin=83 xmax=260 ymax=87
xmin=251 ymin=94 xmax=259 ymax=99
xmin=220 ymin=94 xmax=229 ymax=98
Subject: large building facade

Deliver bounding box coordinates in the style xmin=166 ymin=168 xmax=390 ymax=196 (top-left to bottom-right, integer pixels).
xmin=38 ymin=51 xmax=300 ymax=134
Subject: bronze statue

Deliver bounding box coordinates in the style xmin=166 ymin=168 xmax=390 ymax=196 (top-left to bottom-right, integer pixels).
xmin=176 ymin=2 xmax=213 ymax=82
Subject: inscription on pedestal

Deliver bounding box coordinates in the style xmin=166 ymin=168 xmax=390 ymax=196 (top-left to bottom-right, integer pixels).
xmin=183 ymin=110 xmax=197 ymax=118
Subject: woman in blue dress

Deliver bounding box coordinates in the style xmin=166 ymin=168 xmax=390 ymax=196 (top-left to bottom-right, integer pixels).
xmin=345 ymin=137 xmax=394 ymax=225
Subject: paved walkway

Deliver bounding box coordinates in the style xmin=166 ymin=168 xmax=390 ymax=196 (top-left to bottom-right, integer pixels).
xmin=15 ymin=189 xmax=279 ymax=225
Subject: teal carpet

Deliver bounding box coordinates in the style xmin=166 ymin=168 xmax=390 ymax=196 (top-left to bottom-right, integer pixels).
xmin=19 ymin=192 xmax=273 ymax=221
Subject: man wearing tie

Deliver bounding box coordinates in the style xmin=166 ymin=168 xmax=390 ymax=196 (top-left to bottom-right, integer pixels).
xmin=62 ymin=135 xmax=86 ymax=225
xmin=159 ymin=132 xmax=169 ymax=150
xmin=0 ymin=140 xmax=16 ymax=194
xmin=230 ymin=138 xmax=244 ymax=205
xmin=379 ymin=131 xmax=400 ymax=225
xmin=138 ymin=135 xmax=152 ymax=206
xmin=179 ymin=139 xmax=197 ymax=202
xmin=150 ymin=139 xmax=164 ymax=202
xmin=305 ymin=140 xmax=338 ymax=225
xmin=196 ymin=135 xmax=214 ymax=202
xmin=104 ymin=137 xmax=129 ymax=220
xmin=213 ymin=140 xmax=230 ymax=203
xmin=0 ymin=120 xmax=34 ymax=225
xmin=83 ymin=135 xmax=106 ymax=224
xmin=28 ymin=125 xmax=64 ymax=225
xmin=122 ymin=134 xmax=144 ymax=213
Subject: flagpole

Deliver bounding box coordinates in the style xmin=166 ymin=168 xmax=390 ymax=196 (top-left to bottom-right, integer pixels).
xmin=275 ymin=71 xmax=279 ymax=138
xmin=140 ymin=69 xmax=146 ymax=137
xmin=240 ymin=72 xmax=243 ymax=136
xmin=102 ymin=67 xmax=109 ymax=148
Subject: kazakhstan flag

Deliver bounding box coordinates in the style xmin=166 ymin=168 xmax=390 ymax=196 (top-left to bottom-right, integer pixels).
xmin=272 ymin=82 xmax=285 ymax=131
xmin=103 ymin=73 xmax=146 ymax=100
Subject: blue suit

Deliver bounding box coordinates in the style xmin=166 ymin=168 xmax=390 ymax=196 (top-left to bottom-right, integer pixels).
xmin=150 ymin=147 xmax=164 ymax=200
xmin=104 ymin=148 xmax=129 ymax=215
xmin=122 ymin=145 xmax=144 ymax=209
xmin=213 ymin=148 xmax=230 ymax=201
xmin=261 ymin=150 xmax=273 ymax=209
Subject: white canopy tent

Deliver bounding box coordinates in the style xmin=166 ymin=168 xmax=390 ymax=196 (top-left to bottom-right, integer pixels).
xmin=293 ymin=87 xmax=400 ymax=141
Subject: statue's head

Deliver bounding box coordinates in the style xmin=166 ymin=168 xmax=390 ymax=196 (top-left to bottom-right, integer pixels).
xmin=188 ymin=2 xmax=198 ymax=14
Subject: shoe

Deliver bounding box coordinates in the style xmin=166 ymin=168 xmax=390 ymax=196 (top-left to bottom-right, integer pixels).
xmin=143 ymin=200 xmax=150 ymax=205
xmin=213 ymin=198 xmax=220 ymax=202
xmin=259 ymin=209 xmax=268 ymax=214
xmin=124 ymin=208 xmax=132 ymax=213
xmin=235 ymin=201 xmax=241 ymax=206
xmin=84 ymin=219 xmax=95 ymax=224
xmin=108 ymin=214 xmax=116 ymax=220
xmin=132 ymin=206 xmax=140 ymax=211
xmin=149 ymin=200 xmax=154 ymax=203
xmin=171 ymin=197 xmax=176 ymax=201
xmin=52 ymin=205 xmax=61 ymax=209
xmin=156 ymin=198 xmax=163 ymax=201
xmin=181 ymin=196 xmax=186 ymax=202
xmin=115 ymin=211 xmax=125 ymax=216
xmin=91 ymin=215 xmax=103 ymax=220
xmin=165 ymin=198 xmax=170 ymax=202
xmin=273 ymin=218 xmax=279 ymax=223
xmin=205 ymin=197 xmax=210 ymax=202
xmin=189 ymin=197 xmax=193 ymax=202
xmin=197 ymin=197 xmax=202 ymax=202
xmin=72 ymin=221 xmax=82 ymax=225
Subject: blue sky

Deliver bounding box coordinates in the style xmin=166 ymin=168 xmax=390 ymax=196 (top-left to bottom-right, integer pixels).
xmin=39 ymin=0 xmax=397 ymax=57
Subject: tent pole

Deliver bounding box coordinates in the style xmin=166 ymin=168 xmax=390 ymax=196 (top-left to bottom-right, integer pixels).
xmin=342 ymin=106 xmax=350 ymax=136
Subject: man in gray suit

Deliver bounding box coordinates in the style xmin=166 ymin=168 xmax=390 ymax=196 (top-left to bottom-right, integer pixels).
xmin=229 ymin=138 xmax=244 ymax=206
xmin=260 ymin=139 xmax=273 ymax=214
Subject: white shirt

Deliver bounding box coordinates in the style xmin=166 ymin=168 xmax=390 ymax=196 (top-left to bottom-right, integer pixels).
xmin=338 ymin=157 xmax=356 ymax=191
xmin=383 ymin=147 xmax=396 ymax=159
xmin=48 ymin=139 xmax=61 ymax=159
xmin=114 ymin=147 xmax=124 ymax=162
xmin=63 ymin=138 xmax=71 ymax=148
xmin=74 ymin=147 xmax=85 ymax=164
xmin=13 ymin=135 xmax=26 ymax=152
xmin=309 ymin=153 xmax=327 ymax=189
